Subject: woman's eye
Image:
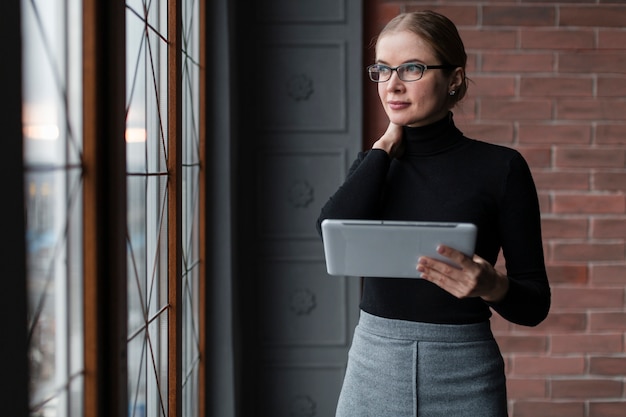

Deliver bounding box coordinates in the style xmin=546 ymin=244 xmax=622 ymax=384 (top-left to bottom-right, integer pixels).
xmin=404 ymin=64 xmax=422 ymax=74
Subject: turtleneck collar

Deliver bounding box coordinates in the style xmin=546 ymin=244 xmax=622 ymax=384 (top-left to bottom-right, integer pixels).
xmin=402 ymin=112 xmax=465 ymax=156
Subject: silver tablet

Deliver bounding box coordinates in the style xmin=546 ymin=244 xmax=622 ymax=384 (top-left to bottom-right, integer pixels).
xmin=320 ymin=219 xmax=477 ymax=278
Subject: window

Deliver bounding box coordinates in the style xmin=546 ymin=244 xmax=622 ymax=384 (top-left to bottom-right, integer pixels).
xmin=126 ymin=1 xmax=172 ymax=414
xmin=23 ymin=0 xmax=204 ymax=415
xmin=180 ymin=0 xmax=203 ymax=415
xmin=22 ymin=0 xmax=84 ymax=415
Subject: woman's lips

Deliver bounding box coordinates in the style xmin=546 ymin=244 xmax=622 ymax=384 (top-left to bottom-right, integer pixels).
xmin=387 ymin=100 xmax=410 ymax=110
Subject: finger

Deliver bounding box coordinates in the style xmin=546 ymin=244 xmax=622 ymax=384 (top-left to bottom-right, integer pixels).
xmin=472 ymin=254 xmax=489 ymax=267
xmin=437 ymin=245 xmax=476 ymax=271
xmin=418 ymin=256 xmax=463 ymax=282
xmin=418 ymin=263 xmax=465 ymax=298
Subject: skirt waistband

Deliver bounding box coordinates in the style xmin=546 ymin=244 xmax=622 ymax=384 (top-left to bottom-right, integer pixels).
xmin=358 ymin=310 xmax=494 ymax=343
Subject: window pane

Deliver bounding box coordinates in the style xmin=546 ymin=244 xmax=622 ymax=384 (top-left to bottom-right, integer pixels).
xmin=126 ymin=1 xmax=170 ymax=416
xmin=181 ymin=0 xmax=201 ymax=414
xmin=22 ymin=0 xmax=83 ymax=416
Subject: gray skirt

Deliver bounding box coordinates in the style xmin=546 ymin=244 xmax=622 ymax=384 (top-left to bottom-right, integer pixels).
xmin=336 ymin=310 xmax=508 ymax=417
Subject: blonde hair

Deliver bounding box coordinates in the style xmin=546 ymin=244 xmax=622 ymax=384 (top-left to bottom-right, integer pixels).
xmin=377 ymin=11 xmax=468 ymax=104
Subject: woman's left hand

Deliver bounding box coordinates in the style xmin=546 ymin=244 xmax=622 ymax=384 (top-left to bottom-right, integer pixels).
xmin=417 ymin=245 xmax=509 ymax=303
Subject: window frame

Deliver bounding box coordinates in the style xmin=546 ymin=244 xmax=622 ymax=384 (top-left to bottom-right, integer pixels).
xmin=26 ymin=0 xmax=207 ymax=416
xmin=82 ymin=1 xmax=129 ymax=416
xmin=3 ymin=0 xmax=29 ymax=415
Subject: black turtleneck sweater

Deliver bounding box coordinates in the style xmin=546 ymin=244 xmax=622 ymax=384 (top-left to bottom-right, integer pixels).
xmin=316 ymin=114 xmax=550 ymax=326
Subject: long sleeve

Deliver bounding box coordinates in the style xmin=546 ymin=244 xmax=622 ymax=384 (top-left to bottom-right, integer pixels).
xmin=315 ymin=115 xmax=550 ymax=326
xmin=488 ymin=153 xmax=551 ymax=326
xmin=315 ymin=149 xmax=391 ymax=236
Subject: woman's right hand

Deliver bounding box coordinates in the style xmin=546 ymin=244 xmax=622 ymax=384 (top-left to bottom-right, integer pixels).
xmin=372 ymin=122 xmax=404 ymax=158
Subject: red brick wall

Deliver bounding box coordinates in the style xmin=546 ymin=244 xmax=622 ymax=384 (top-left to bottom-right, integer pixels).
xmin=364 ymin=2 xmax=626 ymax=416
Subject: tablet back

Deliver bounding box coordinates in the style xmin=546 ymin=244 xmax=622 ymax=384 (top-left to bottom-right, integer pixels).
xmin=320 ymin=219 xmax=477 ymax=278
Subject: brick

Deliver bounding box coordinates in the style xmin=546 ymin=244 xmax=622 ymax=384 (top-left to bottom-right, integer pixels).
xmin=497 ymin=335 xmax=548 ymax=353
xmin=366 ymin=2 xmax=402 ymax=34
xmin=520 ymin=77 xmax=592 ymax=97
xmin=534 ymin=172 xmax=589 ymax=191
xmin=506 ymin=377 xmax=548 ymax=399
xmin=560 ymin=52 xmax=626 ymax=74
xmin=461 ymin=123 xmax=514 ymax=144
xmin=555 ymin=147 xmax=625 ymax=168
xmin=590 ymin=312 xmax=626 ymax=331
xmin=466 ymin=52 xmax=477 ymax=73
xmin=546 ymin=264 xmax=588 ymax=285
xmin=482 ymin=52 xmax=554 ymax=73
xmin=556 ymin=99 xmax=626 ymax=121
xmin=552 ymin=288 xmax=623 ymax=309
xmin=560 ymin=6 xmax=626 ymax=28
xmin=403 ymin=5 xmax=478 ymax=26
xmin=552 ymin=194 xmax=626 ymax=214
xmin=502 ymin=355 xmax=512 ymax=373
xmin=516 ymin=146 xmax=552 ymax=168
xmin=593 ymin=172 xmax=626 ymax=192
xmin=592 ymin=217 xmax=626 ymax=238
xmin=597 ymin=77 xmax=626 ymax=98
xmin=454 ymin=98 xmax=476 ymax=123
xmin=461 ymin=29 xmax=517 ymax=50
xmin=542 ymin=216 xmax=588 ymax=238
xmin=551 ymin=379 xmax=623 ymax=399
xmin=363 ymin=85 xmax=386 ymax=145
xmin=541 ymin=216 xmax=589 ymax=240
xmin=538 ymin=192 xmax=551 ymax=214
xmin=589 ymin=402 xmax=626 ymax=417
xmin=490 ymin=312 xmax=512 ymax=333
xmin=590 ymin=264 xmax=626 ymax=285
xmin=482 ymin=99 xmax=552 ymax=121
xmin=521 ymin=29 xmax=595 ymax=50
xmin=596 ymin=124 xmax=626 ymax=145
xmin=512 ymin=401 xmax=584 ymax=417
xmin=470 ymin=76 xmax=516 ymax=97
xmin=542 ymin=241 xmax=550 ymax=262
xmin=552 ymin=242 xmax=625 ymax=262
xmin=518 ymin=123 xmax=591 ymax=145
xmin=598 ymin=30 xmax=626 ymax=50
xmin=512 ymin=355 xmax=584 ymax=376
xmin=483 ymin=6 xmax=556 ymax=26
xmin=590 ymin=357 xmax=626 ymax=376
xmin=551 ymin=334 xmax=622 ymax=354
xmin=523 ymin=312 xmax=586 ymax=333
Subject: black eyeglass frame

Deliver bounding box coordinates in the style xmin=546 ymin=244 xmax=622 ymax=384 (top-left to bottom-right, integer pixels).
xmin=366 ymin=62 xmax=457 ymax=82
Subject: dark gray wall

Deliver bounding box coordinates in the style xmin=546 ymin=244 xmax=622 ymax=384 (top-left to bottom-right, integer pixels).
xmin=205 ymin=0 xmax=238 ymax=415
xmin=232 ymin=0 xmax=364 ymax=415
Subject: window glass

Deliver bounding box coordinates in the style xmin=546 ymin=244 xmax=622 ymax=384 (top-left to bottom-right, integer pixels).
xmin=22 ymin=0 xmax=84 ymax=416
xmin=22 ymin=0 xmax=202 ymax=415
xmin=181 ymin=0 xmax=201 ymax=415
xmin=126 ymin=1 xmax=171 ymax=415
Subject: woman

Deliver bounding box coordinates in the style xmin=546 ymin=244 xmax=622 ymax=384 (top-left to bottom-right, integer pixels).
xmin=316 ymin=10 xmax=551 ymax=417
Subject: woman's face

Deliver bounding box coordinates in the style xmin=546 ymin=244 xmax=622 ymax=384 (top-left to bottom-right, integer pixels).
xmin=375 ymin=30 xmax=461 ymax=127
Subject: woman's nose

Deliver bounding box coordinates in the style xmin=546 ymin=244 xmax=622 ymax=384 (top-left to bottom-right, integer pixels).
xmin=385 ymin=71 xmax=404 ymax=91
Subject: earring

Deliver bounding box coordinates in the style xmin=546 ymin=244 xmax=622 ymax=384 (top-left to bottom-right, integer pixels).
xmin=449 ymin=90 xmax=456 ymax=96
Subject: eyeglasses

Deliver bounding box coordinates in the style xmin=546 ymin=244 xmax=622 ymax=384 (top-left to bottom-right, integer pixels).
xmin=366 ymin=62 xmax=456 ymax=82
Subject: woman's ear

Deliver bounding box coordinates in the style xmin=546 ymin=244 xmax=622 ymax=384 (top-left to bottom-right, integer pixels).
xmin=449 ymin=67 xmax=465 ymax=91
